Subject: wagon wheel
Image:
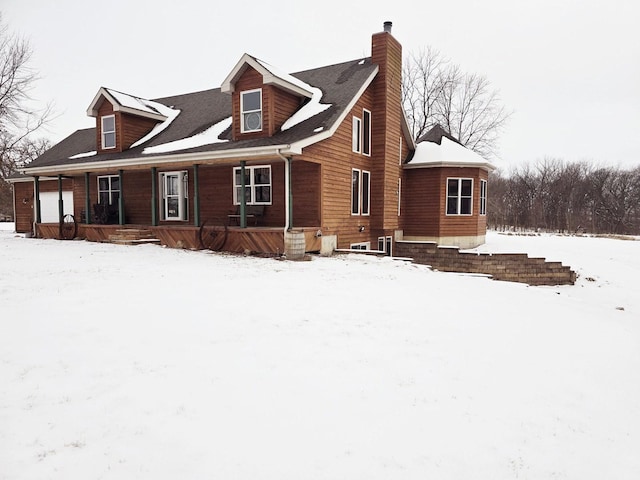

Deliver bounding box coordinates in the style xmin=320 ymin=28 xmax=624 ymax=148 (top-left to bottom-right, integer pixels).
xmin=199 ymin=219 xmax=228 ymax=251
xmin=60 ymin=214 xmax=78 ymax=240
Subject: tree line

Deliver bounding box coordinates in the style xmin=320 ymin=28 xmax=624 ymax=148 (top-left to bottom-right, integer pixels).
xmin=488 ymin=159 xmax=640 ymax=235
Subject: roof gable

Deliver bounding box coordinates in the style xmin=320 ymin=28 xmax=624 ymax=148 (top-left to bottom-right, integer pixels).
xmin=87 ymin=87 xmax=168 ymax=122
xmin=221 ymin=54 xmax=314 ymax=99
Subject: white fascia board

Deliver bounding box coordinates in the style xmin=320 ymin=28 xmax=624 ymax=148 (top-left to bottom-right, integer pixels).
xmin=288 ymin=66 xmax=379 ymax=152
xmin=86 ymin=87 xmax=167 ymax=122
xmin=220 ymin=53 xmax=313 ymax=98
xmin=22 ymin=144 xmax=293 ymax=175
xmin=403 ymin=160 xmax=496 ymax=172
xmin=401 ymin=108 xmax=416 ymax=150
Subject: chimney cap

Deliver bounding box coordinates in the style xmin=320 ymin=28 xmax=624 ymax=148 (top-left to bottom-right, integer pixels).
xmin=383 ymin=21 xmax=392 ymax=33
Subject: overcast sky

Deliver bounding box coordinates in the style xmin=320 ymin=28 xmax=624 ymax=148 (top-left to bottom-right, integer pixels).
xmin=3 ymin=0 xmax=639 ymax=171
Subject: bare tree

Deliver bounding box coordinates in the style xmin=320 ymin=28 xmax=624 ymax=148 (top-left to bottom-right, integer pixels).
xmin=0 ymin=14 xmax=53 ymax=216
xmin=402 ymin=47 xmax=511 ymax=159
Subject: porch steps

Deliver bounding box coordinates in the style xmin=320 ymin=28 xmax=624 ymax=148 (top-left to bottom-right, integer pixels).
xmin=108 ymin=228 xmax=161 ymax=246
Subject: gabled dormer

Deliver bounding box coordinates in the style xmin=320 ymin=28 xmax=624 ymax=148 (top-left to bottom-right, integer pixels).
xmin=221 ymin=54 xmax=314 ymax=140
xmin=87 ymin=87 xmax=169 ymax=153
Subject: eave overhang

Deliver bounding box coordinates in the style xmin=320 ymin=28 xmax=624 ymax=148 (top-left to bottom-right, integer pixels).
xmin=221 ymin=54 xmax=314 ymax=99
xmin=20 ymin=144 xmax=298 ymax=176
xmin=86 ymin=87 xmax=168 ymax=122
xmin=403 ymin=160 xmax=496 ymax=172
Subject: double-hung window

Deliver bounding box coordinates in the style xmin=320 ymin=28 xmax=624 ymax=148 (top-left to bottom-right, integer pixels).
xmin=101 ymin=115 xmax=116 ymax=149
xmin=446 ymin=178 xmax=473 ymax=215
xmin=160 ymin=171 xmax=188 ymax=221
xmin=233 ymin=165 xmax=272 ymax=205
xmin=97 ymin=175 xmax=120 ymax=205
xmin=479 ymin=179 xmax=487 ymax=216
xmin=241 ymin=89 xmax=262 ymax=133
xmin=351 ymin=169 xmax=370 ymax=216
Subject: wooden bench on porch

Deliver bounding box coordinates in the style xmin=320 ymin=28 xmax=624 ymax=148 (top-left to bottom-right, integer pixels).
xmin=227 ymin=205 xmax=265 ymax=226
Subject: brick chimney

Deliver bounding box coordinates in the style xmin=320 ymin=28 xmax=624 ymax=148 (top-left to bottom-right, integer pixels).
xmin=370 ymin=22 xmax=403 ymax=234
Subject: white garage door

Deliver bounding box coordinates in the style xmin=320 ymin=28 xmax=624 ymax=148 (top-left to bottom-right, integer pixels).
xmin=39 ymin=191 xmax=74 ymax=223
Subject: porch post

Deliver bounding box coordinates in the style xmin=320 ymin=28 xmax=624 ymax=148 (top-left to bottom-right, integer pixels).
xmin=151 ymin=167 xmax=158 ymax=226
xmin=193 ymin=164 xmax=200 ymax=227
xmin=58 ymin=174 xmax=64 ymax=238
xmin=34 ymin=176 xmax=41 ymax=224
xmin=240 ymin=160 xmax=247 ymax=228
xmin=118 ymin=169 xmax=124 ymax=225
xmin=84 ymin=172 xmax=91 ymax=224
xmin=287 ymin=157 xmax=293 ymax=230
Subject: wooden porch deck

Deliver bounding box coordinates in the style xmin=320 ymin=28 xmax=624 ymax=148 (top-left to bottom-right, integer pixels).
xmin=35 ymin=223 xmax=322 ymax=255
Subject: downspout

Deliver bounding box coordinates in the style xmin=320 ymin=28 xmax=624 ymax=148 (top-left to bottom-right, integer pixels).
xmin=277 ymin=150 xmax=291 ymax=233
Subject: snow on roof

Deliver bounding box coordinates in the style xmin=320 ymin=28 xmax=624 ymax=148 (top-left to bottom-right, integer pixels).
xmin=142 ymin=116 xmax=232 ymax=154
xmin=408 ymin=137 xmax=495 ymax=170
xmin=130 ymin=103 xmax=181 ymax=149
xmin=281 ymin=86 xmax=332 ymax=131
xmin=255 ymin=58 xmax=314 ymax=97
xmin=106 ymin=89 xmax=165 ymax=117
xmin=68 ymin=150 xmax=97 ymax=160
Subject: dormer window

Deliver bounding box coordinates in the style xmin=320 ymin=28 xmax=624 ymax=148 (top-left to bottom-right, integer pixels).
xmin=101 ymin=115 xmax=116 ymax=149
xmin=241 ymin=89 xmax=262 ymax=133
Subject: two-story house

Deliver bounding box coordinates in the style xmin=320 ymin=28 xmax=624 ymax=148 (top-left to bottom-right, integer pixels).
xmin=11 ymin=22 xmax=494 ymax=256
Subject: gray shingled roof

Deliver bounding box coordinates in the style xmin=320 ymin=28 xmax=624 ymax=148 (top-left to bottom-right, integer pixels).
xmin=26 ymin=58 xmax=378 ymax=170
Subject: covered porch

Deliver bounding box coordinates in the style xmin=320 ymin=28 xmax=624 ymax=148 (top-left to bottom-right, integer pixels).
xmin=29 ymin=154 xmax=324 ymax=256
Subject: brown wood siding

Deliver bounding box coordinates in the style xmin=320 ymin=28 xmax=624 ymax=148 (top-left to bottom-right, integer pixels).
xmin=120 ymin=113 xmax=158 ymax=150
xmin=299 ymin=87 xmax=380 ymax=248
xmin=232 ymin=67 xmax=273 ymax=140
xmin=96 ymin=101 xmax=119 ymax=153
xmin=272 ymin=87 xmax=302 ymax=133
xmin=13 ymin=181 xmax=34 ymax=233
xmin=402 ymin=167 xmax=488 ymax=238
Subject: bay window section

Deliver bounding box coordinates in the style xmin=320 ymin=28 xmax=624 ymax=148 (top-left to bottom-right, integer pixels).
xmin=446 ymin=178 xmax=473 ymax=215
xmin=233 ymin=165 xmax=272 ymax=205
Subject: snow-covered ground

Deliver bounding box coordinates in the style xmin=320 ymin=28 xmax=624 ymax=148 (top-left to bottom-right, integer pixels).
xmin=1 ymin=222 xmax=639 ymax=479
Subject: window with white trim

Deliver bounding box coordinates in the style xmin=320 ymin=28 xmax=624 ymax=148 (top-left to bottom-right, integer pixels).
xmin=446 ymin=178 xmax=473 ymax=215
xmin=101 ymin=115 xmax=116 ymax=149
xmin=362 ymin=109 xmax=371 ymax=156
xmin=352 ymin=116 xmax=361 ymax=153
xmin=160 ymin=171 xmax=188 ymax=221
xmin=233 ymin=165 xmax=272 ymax=205
xmin=378 ymin=236 xmax=392 ymax=256
xmin=351 ymin=169 xmax=370 ymax=215
xmin=480 ymin=179 xmax=487 ymax=216
xmin=350 ymin=242 xmax=370 ymax=250
xmin=97 ymin=175 xmax=120 ymax=205
xmin=241 ymin=89 xmax=262 ymax=133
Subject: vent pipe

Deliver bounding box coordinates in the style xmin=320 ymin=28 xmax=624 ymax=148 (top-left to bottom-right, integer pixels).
xmin=383 ymin=21 xmax=392 ymax=33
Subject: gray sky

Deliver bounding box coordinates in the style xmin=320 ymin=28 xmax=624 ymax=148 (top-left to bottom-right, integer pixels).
xmin=3 ymin=0 xmax=639 ymax=171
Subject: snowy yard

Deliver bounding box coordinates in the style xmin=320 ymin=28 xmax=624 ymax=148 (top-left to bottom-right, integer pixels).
xmin=1 ymin=223 xmax=639 ymax=479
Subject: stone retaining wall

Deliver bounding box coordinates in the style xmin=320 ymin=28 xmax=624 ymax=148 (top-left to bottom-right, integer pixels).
xmin=395 ymin=241 xmax=576 ymax=286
